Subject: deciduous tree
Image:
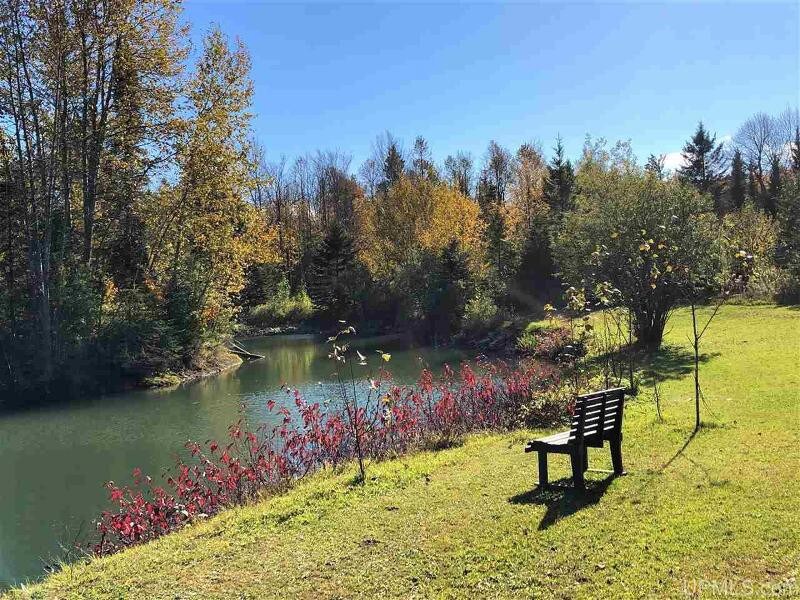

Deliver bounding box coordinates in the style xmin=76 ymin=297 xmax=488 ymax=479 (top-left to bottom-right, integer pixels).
xmin=555 ymin=169 xmax=718 ymax=348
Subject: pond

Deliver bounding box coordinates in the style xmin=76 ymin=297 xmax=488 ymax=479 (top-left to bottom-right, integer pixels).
xmin=0 ymin=334 xmax=467 ymax=589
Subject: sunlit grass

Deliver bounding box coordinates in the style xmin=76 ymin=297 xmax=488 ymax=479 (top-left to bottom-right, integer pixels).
xmin=8 ymin=305 xmax=799 ymax=599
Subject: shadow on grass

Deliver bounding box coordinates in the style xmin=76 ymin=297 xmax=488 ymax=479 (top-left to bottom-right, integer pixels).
xmin=638 ymin=344 xmax=720 ymax=386
xmin=658 ymin=430 xmax=697 ymax=473
xmin=509 ymin=475 xmax=615 ymax=531
xmin=626 ymin=429 xmax=699 ymax=502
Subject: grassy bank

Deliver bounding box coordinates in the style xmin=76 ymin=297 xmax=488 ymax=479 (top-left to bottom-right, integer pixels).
xmin=9 ymin=305 xmax=799 ymax=599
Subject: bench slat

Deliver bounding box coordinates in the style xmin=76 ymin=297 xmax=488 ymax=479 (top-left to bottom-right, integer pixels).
xmin=527 ymin=388 xmax=626 ymax=449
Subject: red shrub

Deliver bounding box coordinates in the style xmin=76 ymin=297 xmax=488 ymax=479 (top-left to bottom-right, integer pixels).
xmin=94 ymin=361 xmax=566 ymax=555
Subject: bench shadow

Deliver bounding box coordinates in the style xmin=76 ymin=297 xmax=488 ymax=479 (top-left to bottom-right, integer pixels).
xmin=508 ymin=475 xmax=615 ymax=531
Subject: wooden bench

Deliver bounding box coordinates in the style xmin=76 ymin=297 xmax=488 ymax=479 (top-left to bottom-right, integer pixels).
xmin=524 ymin=387 xmax=626 ymax=490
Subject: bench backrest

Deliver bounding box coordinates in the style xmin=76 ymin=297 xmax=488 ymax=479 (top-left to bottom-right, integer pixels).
xmin=568 ymin=387 xmax=626 ymax=444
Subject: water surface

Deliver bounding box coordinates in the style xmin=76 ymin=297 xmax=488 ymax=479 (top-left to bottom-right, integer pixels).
xmin=0 ymin=334 xmax=466 ymax=588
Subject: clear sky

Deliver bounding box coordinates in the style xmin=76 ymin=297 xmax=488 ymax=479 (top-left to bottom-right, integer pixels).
xmin=183 ymin=1 xmax=800 ymax=170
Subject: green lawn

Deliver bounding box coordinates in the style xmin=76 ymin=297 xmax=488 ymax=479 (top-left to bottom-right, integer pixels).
xmin=9 ymin=305 xmax=800 ymax=599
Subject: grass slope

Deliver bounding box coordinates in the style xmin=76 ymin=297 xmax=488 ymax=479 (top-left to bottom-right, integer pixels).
xmin=9 ymin=305 xmax=800 ymax=599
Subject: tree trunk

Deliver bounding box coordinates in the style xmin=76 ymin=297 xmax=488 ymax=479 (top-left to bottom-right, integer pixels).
xmin=691 ymin=302 xmax=701 ymax=431
xmin=633 ymin=317 xmax=664 ymax=349
xmin=28 ymin=240 xmax=53 ymax=383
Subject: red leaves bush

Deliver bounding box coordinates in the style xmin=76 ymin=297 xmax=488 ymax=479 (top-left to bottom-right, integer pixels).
xmin=94 ymin=361 xmax=565 ymax=555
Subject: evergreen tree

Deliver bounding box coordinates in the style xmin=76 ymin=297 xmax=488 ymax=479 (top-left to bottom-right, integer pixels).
xmin=765 ymin=155 xmax=782 ymax=217
xmin=476 ymin=172 xmax=500 ymax=211
xmin=645 ymin=153 xmax=666 ymax=179
xmin=383 ymin=143 xmax=405 ymax=187
xmin=423 ymin=239 xmax=473 ymax=341
xmin=543 ymin=137 xmax=575 ymax=214
xmin=483 ymin=205 xmax=518 ymax=297
xmin=747 ymin=162 xmax=760 ymax=207
xmin=776 ymin=176 xmax=800 ymax=301
xmin=729 ymin=149 xmax=746 ymax=211
xmin=792 ymin=126 xmax=800 ymax=175
xmin=678 ymin=122 xmax=727 ymax=214
xmin=514 ymin=213 xmax=557 ymax=306
xmin=307 ymin=222 xmax=357 ymax=319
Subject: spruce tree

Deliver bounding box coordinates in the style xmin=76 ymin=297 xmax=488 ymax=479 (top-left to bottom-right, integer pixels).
xmin=307 ymin=222 xmax=357 ymax=319
xmin=515 ymin=212 xmax=557 ymax=304
xmin=424 ymin=239 xmax=473 ymax=341
xmin=678 ymin=122 xmax=727 ymax=214
xmin=543 ymin=137 xmax=575 ymax=214
xmin=766 ymin=155 xmax=782 ymax=217
xmin=729 ymin=149 xmax=746 ymax=211
xmin=476 ymin=172 xmax=500 ymax=211
xmin=483 ymin=204 xmax=517 ymax=295
xmin=792 ymin=126 xmax=800 ymax=175
xmin=383 ymin=143 xmax=405 ymax=186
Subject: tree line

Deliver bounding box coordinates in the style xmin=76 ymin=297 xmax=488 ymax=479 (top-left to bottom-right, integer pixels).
xmin=0 ymin=1 xmax=272 ymax=399
xmin=1 ymin=1 xmax=797 ymax=402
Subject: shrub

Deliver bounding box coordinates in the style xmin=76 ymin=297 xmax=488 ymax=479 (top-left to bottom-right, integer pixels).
xmin=517 ymin=320 xmax=574 ymax=360
xmin=463 ymin=291 xmax=500 ymax=331
xmin=93 ymin=360 xmax=566 ymax=555
xmin=721 ymin=204 xmax=781 ymax=301
xmin=245 ymin=290 xmax=315 ymax=328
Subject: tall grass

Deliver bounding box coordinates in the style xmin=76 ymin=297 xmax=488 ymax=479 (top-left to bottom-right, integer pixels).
xmin=244 ymin=291 xmax=315 ymax=327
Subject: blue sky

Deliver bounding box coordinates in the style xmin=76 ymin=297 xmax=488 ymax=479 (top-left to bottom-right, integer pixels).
xmin=183 ymin=1 xmax=799 ymax=170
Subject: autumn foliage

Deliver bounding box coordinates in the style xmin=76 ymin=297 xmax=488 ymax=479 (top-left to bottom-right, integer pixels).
xmin=94 ymin=361 xmax=566 ymax=555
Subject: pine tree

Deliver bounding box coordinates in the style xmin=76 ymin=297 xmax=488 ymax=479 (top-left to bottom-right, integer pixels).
xmin=543 ymin=137 xmax=575 ymax=214
xmin=307 ymin=222 xmax=357 ymax=318
xmin=729 ymin=149 xmax=746 ymax=211
xmin=678 ymin=122 xmax=727 ymax=214
xmin=765 ymin=155 xmax=782 ymax=217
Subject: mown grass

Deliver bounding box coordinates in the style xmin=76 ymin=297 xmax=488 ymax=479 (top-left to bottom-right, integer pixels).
xmin=8 ymin=305 xmax=799 ymax=599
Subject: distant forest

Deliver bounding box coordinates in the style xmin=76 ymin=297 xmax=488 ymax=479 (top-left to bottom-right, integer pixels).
xmin=1 ymin=1 xmax=798 ymax=401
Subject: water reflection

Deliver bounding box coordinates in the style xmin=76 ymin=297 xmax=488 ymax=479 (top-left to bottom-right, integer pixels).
xmin=0 ymin=334 xmax=466 ymax=588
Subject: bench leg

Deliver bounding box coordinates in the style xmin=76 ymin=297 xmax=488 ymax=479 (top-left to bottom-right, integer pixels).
xmin=537 ymin=451 xmax=548 ymax=486
xmin=570 ymin=450 xmax=585 ymax=490
xmin=583 ymin=446 xmax=589 ymax=472
xmin=610 ymin=439 xmax=625 ymax=475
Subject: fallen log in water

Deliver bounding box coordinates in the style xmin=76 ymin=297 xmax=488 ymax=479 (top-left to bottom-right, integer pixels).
xmin=228 ymin=340 xmax=265 ymax=361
